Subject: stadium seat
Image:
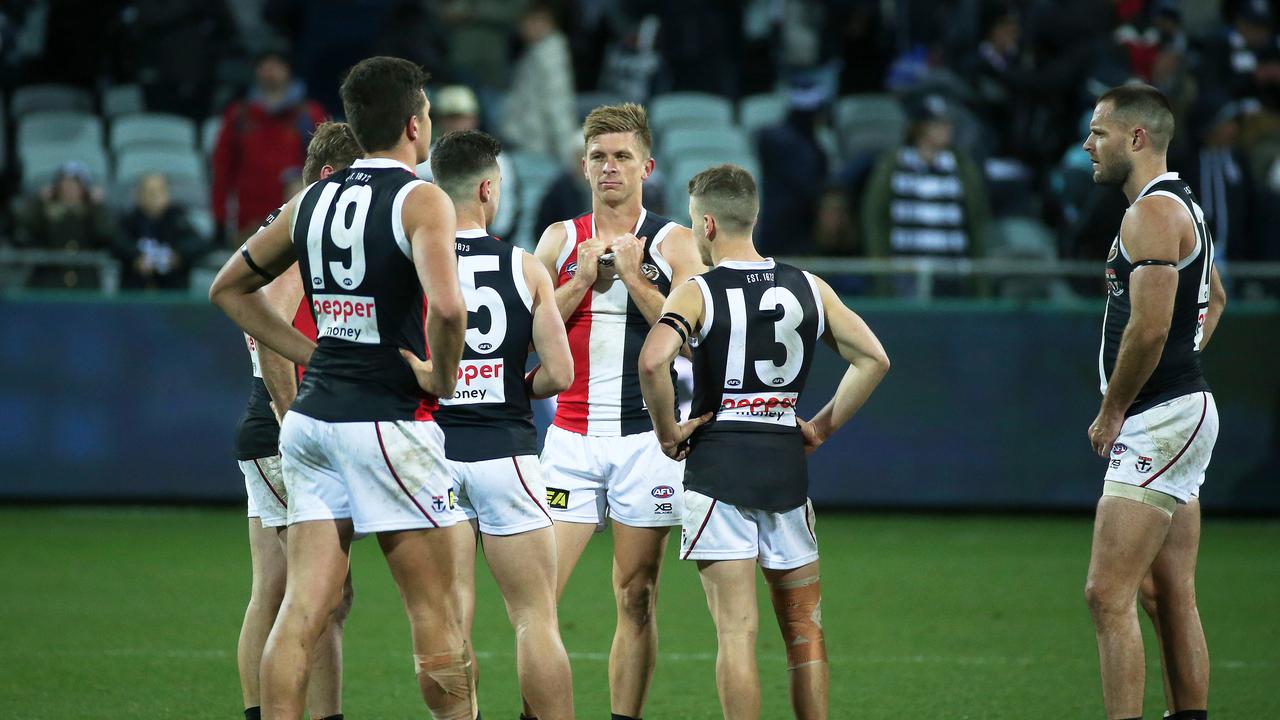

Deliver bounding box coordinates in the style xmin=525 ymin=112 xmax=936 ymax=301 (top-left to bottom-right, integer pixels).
xmin=187 ymin=207 xmax=215 ymax=241
xmin=649 ymin=92 xmax=733 ymax=132
xmin=738 ymin=93 xmax=788 ymax=134
xmin=834 ymin=93 xmax=906 ymax=160
xmin=201 ymin=116 xmax=223 ymax=158
xmin=10 ymin=84 xmax=94 ymax=116
xmin=986 ymin=218 xmax=1072 ymax=300
xmin=16 ymin=111 xmax=104 ymax=147
xmin=115 ymin=147 xmax=205 ymax=186
xmin=110 ymin=113 xmax=199 ymax=153
xmin=662 ymin=127 xmax=752 ymax=161
xmin=576 ymin=91 xmax=626 ymax=122
xmin=19 ymin=141 xmax=111 ymax=191
xmin=102 ymin=84 xmax=145 ymax=118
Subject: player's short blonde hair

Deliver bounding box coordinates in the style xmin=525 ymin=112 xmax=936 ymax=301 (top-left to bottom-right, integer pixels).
xmin=688 ymin=164 xmax=759 ymax=232
xmin=583 ymin=103 xmax=652 ymax=156
xmin=303 ymin=121 xmax=363 ymax=184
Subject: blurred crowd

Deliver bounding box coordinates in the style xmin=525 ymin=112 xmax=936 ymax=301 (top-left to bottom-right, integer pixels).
xmin=1 ymin=0 xmax=1278 ymax=296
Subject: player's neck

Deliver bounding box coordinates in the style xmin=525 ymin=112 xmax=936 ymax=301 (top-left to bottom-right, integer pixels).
xmin=1123 ymin=158 xmax=1170 ymax=204
xmin=365 ymin=144 xmax=418 ymax=173
xmin=454 ymin=204 xmax=487 ymax=233
xmin=592 ymin=197 xmax=643 ymax=239
xmin=712 ymin=237 xmax=765 ymax=265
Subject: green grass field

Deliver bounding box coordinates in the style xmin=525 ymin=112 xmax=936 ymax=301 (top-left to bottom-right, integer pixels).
xmin=0 ymin=508 xmax=1276 ymax=719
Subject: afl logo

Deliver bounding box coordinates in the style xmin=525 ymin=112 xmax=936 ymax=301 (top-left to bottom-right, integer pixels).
xmin=1111 ymin=443 xmax=1128 ymax=455
xmin=564 ymin=262 xmax=578 ymax=278
xmin=651 ymin=485 xmax=675 ymax=499
xmin=1107 ymin=238 xmax=1118 ymax=262
xmin=641 ymin=263 xmax=661 ymax=281
xmin=479 ymin=342 xmax=493 ymax=351
xmin=771 ymin=377 xmax=785 ymax=385
xmin=727 ymin=379 xmax=741 ymax=387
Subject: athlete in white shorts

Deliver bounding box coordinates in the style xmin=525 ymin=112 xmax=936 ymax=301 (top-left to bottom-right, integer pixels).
xmin=429 ymin=129 xmax=577 ymax=719
xmin=231 ymin=121 xmax=359 ymax=720
xmin=1083 ymin=84 xmax=1225 ymax=720
xmin=212 ymin=59 xmax=477 ymax=719
xmin=532 ymin=102 xmax=704 ymax=719
xmin=639 ymin=164 xmax=890 ymax=720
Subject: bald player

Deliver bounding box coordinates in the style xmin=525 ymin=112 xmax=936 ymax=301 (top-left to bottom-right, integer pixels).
xmin=1082 ymin=84 xmax=1225 ymax=720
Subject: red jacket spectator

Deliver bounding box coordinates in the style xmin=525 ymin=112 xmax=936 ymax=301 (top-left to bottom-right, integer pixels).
xmin=211 ymin=51 xmax=326 ymax=240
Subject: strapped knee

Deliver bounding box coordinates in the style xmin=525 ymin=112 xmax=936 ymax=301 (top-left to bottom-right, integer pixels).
xmin=770 ymin=574 xmax=827 ymax=670
xmin=413 ymin=647 xmax=475 ymax=720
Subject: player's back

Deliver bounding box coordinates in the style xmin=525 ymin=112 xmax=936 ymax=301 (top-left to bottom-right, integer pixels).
xmin=288 ymin=158 xmax=435 ymax=422
xmin=685 ymin=259 xmax=825 ymax=511
xmin=434 ymin=230 xmax=537 ymax=461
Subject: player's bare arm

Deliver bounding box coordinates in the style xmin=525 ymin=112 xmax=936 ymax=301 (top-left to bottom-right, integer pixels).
xmin=799 ymin=276 xmax=891 ymax=454
xmin=1088 ymin=197 xmax=1184 ymax=456
xmin=523 ymin=251 xmax=574 ymax=399
xmin=1200 ymin=266 xmax=1226 ymax=350
xmin=534 ymin=221 xmax=607 ymax=321
xmin=256 ymin=264 xmax=306 ymax=421
xmin=615 ymin=224 xmax=706 ymax=327
xmin=209 ymin=196 xmax=315 ymax=367
xmin=399 ymin=183 xmax=467 ymax=398
xmin=638 ymin=280 xmax=714 ymax=460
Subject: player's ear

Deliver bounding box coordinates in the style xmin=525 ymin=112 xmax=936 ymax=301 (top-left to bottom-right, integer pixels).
xmin=642 ymin=156 xmax=656 ymax=180
xmin=406 ymin=113 xmax=420 ymax=143
xmin=704 ymin=214 xmax=717 ymax=241
xmin=319 ymin=164 xmax=335 ymax=181
xmin=478 ymin=178 xmax=492 ymax=204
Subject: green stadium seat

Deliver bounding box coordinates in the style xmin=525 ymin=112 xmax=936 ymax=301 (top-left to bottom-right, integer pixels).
xmin=102 ymin=84 xmax=145 ymax=118
xmin=16 ymin=111 xmax=104 ymax=147
xmin=110 ymin=113 xmax=199 ymax=153
xmin=649 ymin=92 xmax=733 ymax=132
xmin=11 ymin=84 xmax=94 ymax=116
xmin=738 ymin=93 xmax=787 ymax=134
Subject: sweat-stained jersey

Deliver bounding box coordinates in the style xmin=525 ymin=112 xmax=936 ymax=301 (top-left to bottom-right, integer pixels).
xmin=552 ymin=209 xmax=681 ymax=436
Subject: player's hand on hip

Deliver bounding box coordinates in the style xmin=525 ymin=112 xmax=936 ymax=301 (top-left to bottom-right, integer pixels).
xmin=660 ymin=412 xmax=714 ymax=461
xmin=798 ymin=417 xmax=825 ymax=455
xmin=399 ymin=348 xmax=446 ymax=397
xmin=1088 ymin=409 xmax=1124 ymax=457
xmin=611 ymin=233 xmax=646 ymax=283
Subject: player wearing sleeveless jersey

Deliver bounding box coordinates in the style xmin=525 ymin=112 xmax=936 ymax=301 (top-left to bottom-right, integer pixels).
xmin=639 ymin=165 xmax=889 ymax=720
xmin=234 ymin=120 xmax=361 ymax=720
xmin=1082 ymin=85 xmax=1225 ymax=720
xmin=427 ymin=130 xmax=576 ymax=720
xmin=531 ymin=103 xmax=704 ymax=719
xmin=211 ymin=58 xmax=475 ymax=720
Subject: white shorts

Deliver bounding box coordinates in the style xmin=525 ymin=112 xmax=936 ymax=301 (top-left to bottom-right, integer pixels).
xmin=1105 ymin=391 xmax=1218 ymax=506
xmin=540 ymin=425 xmax=684 ymax=527
xmin=240 ymin=455 xmax=288 ymax=528
xmin=448 ymin=455 xmax=554 ymax=536
xmin=679 ymin=489 xmax=819 ymax=570
xmin=279 ymin=412 xmax=465 ymax=533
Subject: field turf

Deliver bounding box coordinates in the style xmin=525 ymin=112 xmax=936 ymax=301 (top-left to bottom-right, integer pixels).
xmin=0 ymin=508 xmax=1276 ymax=719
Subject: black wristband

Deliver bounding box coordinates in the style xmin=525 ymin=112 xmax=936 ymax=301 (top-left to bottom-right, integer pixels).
xmin=1132 ymin=259 xmax=1177 ymax=269
xmin=241 ymin=245 xmax=277 ymax=282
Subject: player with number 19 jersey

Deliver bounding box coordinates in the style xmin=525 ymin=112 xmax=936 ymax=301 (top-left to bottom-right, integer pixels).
xmin=280 ymin=158 xmax=464 ymax=532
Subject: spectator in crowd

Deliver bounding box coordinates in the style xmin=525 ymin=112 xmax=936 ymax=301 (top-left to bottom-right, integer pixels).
xmin=117 ymin=0 xmax=240 ymax=120
xmin=14 ymin=162 xmax=119 ymax=289
xmin=112 ymin=174 xmax=206 ymax=290
xmin=419 ymin=86 xmax=521 ymax=242
xmin=861 ymin=94 xmax=990 ymax=293
xmin=755 ymin=78 xmax=833 ymax=256
xmin=500 ymin=2 xmax=578 ymax=167
xmin=1198 ymin=0 xmax=1280 ymax=107
xmin=210 ymin=49 xmax=326 ymax=245
xmin=442 ymin=0 xmax=524 ymax=91
xmin=1175 ymin=95 xmax=1257 ymax=262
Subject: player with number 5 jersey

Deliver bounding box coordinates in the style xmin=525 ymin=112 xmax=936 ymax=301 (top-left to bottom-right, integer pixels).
xmin=639 ymin=164 xmax=890 ymax=720
xmin=210 ymin=57 xmax=476 ymax=720
xmin=427 ymin=129 xmax=576 ymax=720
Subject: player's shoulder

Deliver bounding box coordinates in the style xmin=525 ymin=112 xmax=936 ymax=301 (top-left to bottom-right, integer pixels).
xmin=1125 ymin=192 xmax=1190 ymax=235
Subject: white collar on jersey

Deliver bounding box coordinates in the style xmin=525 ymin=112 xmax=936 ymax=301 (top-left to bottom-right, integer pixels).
xmin=591 ymin=207 xmax=648 ymax=238
xmin=1135 ymin=171 xmax=1180 ymax=201
xmin=456 ymin=228 xmax=488 ymax=238
xmin=352 ymin=157 xmax=415 ymax=173
xmin=719 ymin=258 xmax=776 ymax=270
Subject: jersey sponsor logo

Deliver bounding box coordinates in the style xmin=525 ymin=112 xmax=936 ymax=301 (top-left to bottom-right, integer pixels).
xmin=716 ymin=391 xmax=800 ymax=425
xmin=564 ymin=261 xmax=578 ymax=278
xmin=651 ymin=485 xmax=675 ymax=499
xmin=438 ymin=359 xmax=506 ymax=405
xmin=312 ymin=294 xmax=380 ymax=343
xmin=1111 ymin=443 xmax=1128 ymax=455
xmin=546 ymin=486 xmax=570 ymax=509
xmin=1135 ymin=456 xmax=1153 ymax=473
